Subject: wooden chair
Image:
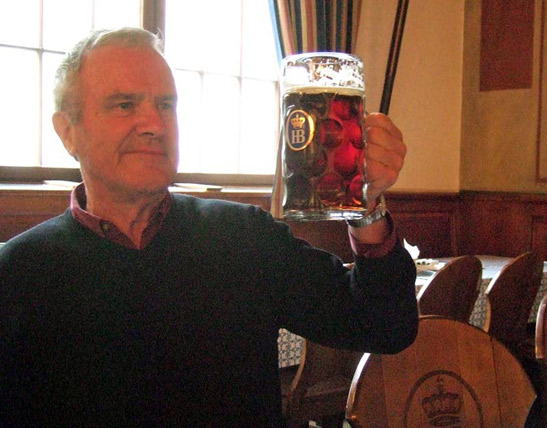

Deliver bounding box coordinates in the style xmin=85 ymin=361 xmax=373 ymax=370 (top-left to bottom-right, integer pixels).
xmin=284 ymin=340 xmax=363 ymax=428
xmin=346 ymin=316 xmax=536 ymax=428
xmin=416 ymin=255 xmax=482 ymax=322
xmin=533 ymin=294 xmax=547 ymax=426
xmin=483 ymin=251 xmax=543 ymax=358
xmin=536 ymin=294 xmax=547 ymax=360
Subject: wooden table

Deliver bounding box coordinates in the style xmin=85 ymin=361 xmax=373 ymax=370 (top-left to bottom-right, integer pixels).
xmin=278 ymin=255 xmax=547 ymax=367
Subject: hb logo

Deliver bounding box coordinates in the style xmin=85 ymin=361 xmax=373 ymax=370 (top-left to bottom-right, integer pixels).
xmin=286 ymin=109 xmax=314 ymax=151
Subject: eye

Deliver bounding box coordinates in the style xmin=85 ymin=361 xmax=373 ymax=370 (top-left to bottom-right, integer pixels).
xmin=158 ymin=101 xmax=175 ymax=111
xmin=118 ymin=101 xmax=134 ymax=110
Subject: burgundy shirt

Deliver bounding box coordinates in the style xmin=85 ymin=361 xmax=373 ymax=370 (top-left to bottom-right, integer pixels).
xmin=70 ymin=183 xmax=396 ymax=257
xmin=70 ymin=183 xmax=172 ymax=250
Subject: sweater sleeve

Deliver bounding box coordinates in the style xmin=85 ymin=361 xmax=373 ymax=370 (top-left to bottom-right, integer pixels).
xmin=244 ymin=205 xmax=419 ymax=354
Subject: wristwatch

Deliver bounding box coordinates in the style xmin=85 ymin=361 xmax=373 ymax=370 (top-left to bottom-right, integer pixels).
xmin=346 ymin=194 xmax=387 ymax=228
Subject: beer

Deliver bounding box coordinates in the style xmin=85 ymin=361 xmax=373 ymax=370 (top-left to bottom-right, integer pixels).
xmin=282 ymin=86 xmax=366 ymax=220
xmin=278 ymin=52 xmax=367 ymax=221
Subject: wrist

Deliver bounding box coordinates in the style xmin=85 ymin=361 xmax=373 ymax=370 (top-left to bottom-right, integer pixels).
xmin=346 ymin=195 xmax=387 ymax=228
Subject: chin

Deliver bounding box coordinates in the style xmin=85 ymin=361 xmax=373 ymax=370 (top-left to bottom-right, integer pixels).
xmin=128 ymin=173 xmax=175 ymax=195
xmin=117 ymin=161 xmax=176 ymax=194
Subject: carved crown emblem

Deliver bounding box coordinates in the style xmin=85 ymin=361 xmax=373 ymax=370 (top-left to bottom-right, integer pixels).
xmin=421 ymin=376 xmax=462 ymax=426
xmin=290 ymin=113 xmax=306 ymax=129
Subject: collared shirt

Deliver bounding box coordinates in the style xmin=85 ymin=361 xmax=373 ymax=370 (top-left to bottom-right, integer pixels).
xmin=70 ymin=183 xmax=172 ymax=250
xmin=71 ymin=183 xmax=396 ymax=257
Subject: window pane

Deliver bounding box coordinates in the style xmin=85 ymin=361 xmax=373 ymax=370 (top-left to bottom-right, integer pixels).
xmin=165 ymin=0 xmax=241 ymax=74
xmin=94 ymin=0 xmax=141 ymax=30
xmin=174 ymin=70 xmax=203 ymax=173
xmin=42 ymin=52 xmax=79 ymax=167
xmin=0 ymin=48 xmax=39 ymax=166
xmin=165 ymin=0 xmax=205 ymax=70
xmin=1 ymin=0 xmax=279 ymax=181
xmin=166 ymin=0 xmax=278 ymax=178
xmin=201 ymin=0 xmax=241 ymax=74
xmin=240 ymin=80 xmax=277 ymax=174
xmin=0 ymin=0 xmax=40 ymax=48
xmin=43 ymin=0 xmax=93 ymax=52
xmin=242 ymin=0 xmax=279 ymax=80
xmin=201 ymin=75 xmax=240 ymax=173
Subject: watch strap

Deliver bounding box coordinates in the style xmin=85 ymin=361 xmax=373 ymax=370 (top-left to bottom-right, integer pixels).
xmin=346 ymin=195 xmax=387 ymax=228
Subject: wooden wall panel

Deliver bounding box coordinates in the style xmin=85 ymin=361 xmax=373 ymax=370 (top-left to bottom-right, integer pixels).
xmin=532 ymin=216 xmax=547 ymax=259
xmin=1 ymin=188 xmax=546 ymax=260
xmin=392 ymin=212 xmax=456 ymax=258
xmin=386 ymin=192 xmax=460 ymax=258
xmin=286 ymin=220 xmax=353 ymax=261
xmin=459 ymin=191 xmax=547 ymax=260
xmin=0 ymin=190 xmax=70 ymax=242
xmin=0 ymin=188 xmax=461 ymax=260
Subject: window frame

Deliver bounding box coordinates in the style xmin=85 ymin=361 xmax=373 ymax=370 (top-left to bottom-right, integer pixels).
xmin=0 ymin=0 xmax=276 ymax=188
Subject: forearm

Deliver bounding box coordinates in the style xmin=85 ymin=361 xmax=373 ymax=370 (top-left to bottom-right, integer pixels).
xmin=349 ymin=241 xmax=419 ymax=353
xmin=276 ymin=235 xmax=418 ymax=354
xmin=348 ymin=216 xmax=389 ymax=244
xmin=347 ymin=195 xmax=389 ymax=244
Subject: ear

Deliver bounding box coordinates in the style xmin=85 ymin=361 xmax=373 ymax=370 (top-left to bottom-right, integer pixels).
xmin=52 ymin=111 xmax=79 ymax=160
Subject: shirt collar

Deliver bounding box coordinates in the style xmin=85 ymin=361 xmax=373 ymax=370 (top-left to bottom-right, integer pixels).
xmin=70 ymin=182 xmax=172 ymax=249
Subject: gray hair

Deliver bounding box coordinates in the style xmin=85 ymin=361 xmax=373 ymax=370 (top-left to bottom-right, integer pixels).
xmin=53 ymin=27 xmax=164 ymax=121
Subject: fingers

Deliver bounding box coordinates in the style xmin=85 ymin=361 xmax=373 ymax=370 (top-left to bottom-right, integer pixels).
xmin=363 ymin=113 xmax=407 ymax=198
xmin=365 ymin=159 xmax=400 ymax=195
xmin=365 ymin=112 xmax=406 ymax=159
xmin=366 ymin=138 xmax=405 ymax=172
xmin=365 ymin=112 xmax=403 ymax=139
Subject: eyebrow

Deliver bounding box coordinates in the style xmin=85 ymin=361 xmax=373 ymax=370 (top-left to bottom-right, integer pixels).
xmin=156 ymin=94 xmax=178 ymax=104
xmin=104 ymin=93 xmax=140 ymax=106
xmin=103 ymin=93 xmax=177 ymax=105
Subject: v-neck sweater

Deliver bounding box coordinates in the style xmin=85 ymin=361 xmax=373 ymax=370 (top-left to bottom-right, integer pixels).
xmin=0 ymin=194 xmax=417 ymax=427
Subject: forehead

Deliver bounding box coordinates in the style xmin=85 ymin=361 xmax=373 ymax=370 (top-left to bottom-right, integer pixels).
xmin=80 ymin=45 xmax=175 ymax=93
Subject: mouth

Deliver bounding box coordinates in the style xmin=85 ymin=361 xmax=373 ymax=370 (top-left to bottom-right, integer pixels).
xmin=124 ymin=148 xmax=167 ymax=157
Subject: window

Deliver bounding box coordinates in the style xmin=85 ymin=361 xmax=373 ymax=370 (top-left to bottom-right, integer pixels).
xmin=165 ymin=0 xmax=279 ymax=178
xmin=0 ymin=0 xmax=141 ymax=173
xmin=0 ymin=0 xmax=279 ymax=185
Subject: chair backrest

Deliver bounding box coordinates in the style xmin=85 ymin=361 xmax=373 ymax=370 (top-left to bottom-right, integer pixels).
xmin=285 ymin=339 xmax=362 ymax=426
xmin=346 ymin=316 xmax=536 ymax=428
xmin=536 ymin=294 xmax=547 ymax=360
xmin=483 ymin=251 xmax=543 ymax=346
xmin=534 ymin=295 xmax=547 ymax=428
xmin=416 ymin=255 xmax=482 ymax=322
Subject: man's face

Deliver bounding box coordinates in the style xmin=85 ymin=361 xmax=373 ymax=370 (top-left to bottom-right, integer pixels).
xmin=62 ymin=45 xmax=179 ymax=199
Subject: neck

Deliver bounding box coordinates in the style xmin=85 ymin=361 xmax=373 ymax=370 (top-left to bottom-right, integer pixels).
xmin=84 ymin=184 xmax=168 ymax=247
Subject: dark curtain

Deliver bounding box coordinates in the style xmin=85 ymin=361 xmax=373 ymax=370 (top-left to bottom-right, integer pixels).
xmin=269 ymin=0 xmax=363 ymax=59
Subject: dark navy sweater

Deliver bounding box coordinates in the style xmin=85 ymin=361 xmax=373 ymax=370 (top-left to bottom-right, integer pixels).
xmin=0 ymin=194 xmax=417 ymax=427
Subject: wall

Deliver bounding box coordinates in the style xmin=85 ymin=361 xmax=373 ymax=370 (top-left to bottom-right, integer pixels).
xmin=2 ymin=186 xmax=544 ymax=259
xmin=356 ymin=0 xmax=464 ymax=192
xmin=461 ymin=0 xmax=547 ymax=194
xmin=2 ymin=2 xmax=546 ymax=259
xmin=356 ymin=0 xmax=547 ymax=196
xmin=0 ymin=187 xmax=462 ymax=260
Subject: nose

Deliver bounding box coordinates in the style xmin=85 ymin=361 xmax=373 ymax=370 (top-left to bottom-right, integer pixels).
xmin=135 ymin=103 xmax=166 ymax=136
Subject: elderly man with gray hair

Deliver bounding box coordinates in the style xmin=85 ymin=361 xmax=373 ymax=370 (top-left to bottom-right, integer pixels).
xmin=0 ymin=27 xmax=417 ymax=427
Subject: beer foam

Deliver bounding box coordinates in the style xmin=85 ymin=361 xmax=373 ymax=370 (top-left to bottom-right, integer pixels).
xmin=283 ymin=86 xmax=364 ymax=97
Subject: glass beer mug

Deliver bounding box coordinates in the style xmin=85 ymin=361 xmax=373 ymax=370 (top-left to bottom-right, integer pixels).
xmin=279 ymin=52 xmax=368 ymax=221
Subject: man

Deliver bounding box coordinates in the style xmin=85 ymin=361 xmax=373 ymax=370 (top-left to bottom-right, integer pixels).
xmin=0 ymin=28 xmax=417 ymax=427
